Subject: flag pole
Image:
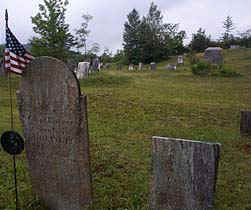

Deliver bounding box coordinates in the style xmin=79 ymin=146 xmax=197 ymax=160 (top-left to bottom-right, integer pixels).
xmin=5 ymin=9 xmax=19 ymax=210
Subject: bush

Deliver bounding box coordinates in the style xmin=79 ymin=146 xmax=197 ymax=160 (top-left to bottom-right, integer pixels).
xmin=217 ymin=65 xmax=241 ymax=77
xmin=191 ymin=61 xmax=211 ymax=75
xmin=192 ymin=61 xmax=241 ymax=77
xmin=187 ymin=52 xmax=200 ymax=65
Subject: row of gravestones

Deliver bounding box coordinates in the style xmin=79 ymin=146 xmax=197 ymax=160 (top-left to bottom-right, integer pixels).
xmin=16 ymin=56 xmax=250 ymax=209
xmin=127 ymin=56 xmax=184 ymax=72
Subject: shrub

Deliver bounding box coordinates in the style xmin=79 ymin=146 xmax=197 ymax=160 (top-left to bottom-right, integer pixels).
xmin=191 ymin=61 xmax=211 ymax=75
xmin=192 ymin=61 xmax=241 ymax=77
xmin=187 ymin=52 xmax=200 ymax=65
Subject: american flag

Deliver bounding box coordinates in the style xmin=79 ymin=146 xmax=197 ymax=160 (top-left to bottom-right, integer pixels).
xmin=5 ymin=26 xmax=34 ymax=75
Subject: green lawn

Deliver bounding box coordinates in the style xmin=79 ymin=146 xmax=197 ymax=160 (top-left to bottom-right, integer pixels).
xmin=1 ymin=48 xmax=251 ymax=209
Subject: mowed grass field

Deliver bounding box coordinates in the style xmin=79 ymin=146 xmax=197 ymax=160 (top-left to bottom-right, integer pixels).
xmin=0 ymin=48 xmax=251 ymax=209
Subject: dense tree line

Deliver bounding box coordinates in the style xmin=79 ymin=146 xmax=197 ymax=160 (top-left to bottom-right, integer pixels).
xmin=123 ymin=2 xmax=186 ymax=64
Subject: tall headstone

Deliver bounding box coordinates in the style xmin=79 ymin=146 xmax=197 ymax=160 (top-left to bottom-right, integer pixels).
xmin=177 ymin=55 xmax=183 ymax=65
xmin=77 ymin=62 xmax=89 ymax=79
xmin=92 ymin=58 xmax=100 ymax=72
xmin=150 ymin=136 xmax=220 ymax=210
xmin=17 ymin=56 xmax=92 ymax=210
xmin=138 ymin=62 xmax=143 ymax=71
xmin=150 ymin=62 xmax=156 ymax=70
xmin=240 ymin=111 xmax=251 ymax=136
xmin=204 ymin=47 xmax=223 ymax=64
xmin=116 ymin=63 xmax=122 ymax=71
xmin=0 ymin=59 xmax=7 ymax=76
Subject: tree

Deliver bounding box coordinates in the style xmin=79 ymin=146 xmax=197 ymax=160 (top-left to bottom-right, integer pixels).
xmin=221 ymin=16 xmax=235 ymax=48
xmin=30 ymin=0 xmax=76 ymax=62
xmin=189 ymin=28 xmax=210 ymax=52
xmin=123 ymin=8 xmax=142 ymax=64
xmin=123 ymin=2 xmax=186 ymax=64
xmin=238 ymin=29 xmax=251 ymax=47
xmin=101 ymin=47 xmax=113 ymax=63
xmin=75 ymin=14 xmax=93 ymax=55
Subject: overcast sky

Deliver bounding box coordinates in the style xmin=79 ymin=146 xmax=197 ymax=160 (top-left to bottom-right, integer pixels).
xmin=1 ymin=0 xmax=251 ymax=54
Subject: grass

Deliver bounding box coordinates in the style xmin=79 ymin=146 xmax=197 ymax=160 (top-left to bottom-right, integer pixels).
xmin=1 ymin=48 xmax=251 ymax=209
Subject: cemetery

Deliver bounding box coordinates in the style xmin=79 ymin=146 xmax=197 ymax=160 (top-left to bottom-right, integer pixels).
xmin=1 ymin=1 xmax=251 ymax=209
xmin=0 ymin=48 xmax=251 ymax=209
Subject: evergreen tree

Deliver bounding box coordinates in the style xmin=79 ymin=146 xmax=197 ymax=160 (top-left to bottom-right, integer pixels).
xmin=190 ymin=28 xmax=210 ymax=52
xmin=30 ymin=0 xmax=76 ymax=62
xmin=123 ymin=2 xmax=186 ymax=64
xmin=75 ymin=14 xmax=93 ymax=55
xmin=123 ymin=9 xmax=141 ymax=64
xmin=221 ymin=16 xmax=235 ymax=48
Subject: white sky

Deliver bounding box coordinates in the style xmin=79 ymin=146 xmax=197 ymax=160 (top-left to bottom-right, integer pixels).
xmin=1 ymin=0 xmax=250 ymax=54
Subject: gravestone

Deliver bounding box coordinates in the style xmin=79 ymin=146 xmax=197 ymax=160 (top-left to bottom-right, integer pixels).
xmin=240 ymin=111 xmax=251 ymax=136
xmin=0 ymin=59 xmax=7 ymax=76
xmin=204 ymin=47 xmax=223 ymax=64
xmin=116 ymin=63 xmax=122 ymax=71
xmin=92 ymin=58 xmax=100 ymax=72
xmin=128 ymin=64 xmax=134 ymax=71
xmin=77 ymin=61 xmax=89 ymax=79
xmin=17 ymin=56 xmax=92 ymax=210
xmin=138 ymin=62 xmax=143 ymax=71
xmin=165 ymin=64 xmax=176 ymax=70
xmin=150 ymin=62 xmax=156 ymax=70
xmin=177 ymin=55 xmax=183 ymax=65
xmin=230 ymin=45 xmax=240 ymax=49
xmin=150 ymin=136 xmax=220 ymax=210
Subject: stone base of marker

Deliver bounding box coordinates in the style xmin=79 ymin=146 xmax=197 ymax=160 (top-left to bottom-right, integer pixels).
xmin=240 ymin=111 xmax=251 ymax=136
xmin=17 ymin=57 xmax=92 ymax=210
xmin=150 ymin=136 xmax=220 ymax=210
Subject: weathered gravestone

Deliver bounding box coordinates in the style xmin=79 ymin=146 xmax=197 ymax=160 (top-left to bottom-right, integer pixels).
xmin=150 ymin=62 xmax=156 ymax=70
xmin=150 ymin=136 xmax=220 ymax=210
xmin=0 ymin=59 xmax=7 ymax=76
xmin=138 ymin=62 xmax=143 ymax=71
xmin=92 ymin=58 xmax=100 ymax=72
xmin=204 ymin=47 xmax=223 ymax=64
xmin=17 ymin=56 xmax=92 ymax=210
xmin=240 ymin=111 xmax=251 ymax=136
xmin=165 ymin=64 xmax=176 ymax=70
xmin=77 ymin=61 xmax=90 ymax=79
xmin=177 ymin=55 xmax=183 ymax=65
xmin=128 ymin=64 xmax=134 ymax=71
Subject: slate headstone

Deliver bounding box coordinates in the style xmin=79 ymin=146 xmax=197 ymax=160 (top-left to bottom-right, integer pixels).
xmin=17 ymin=56 xmax=92 ymax=210
xmin=150 ymin=136 xmax=220 ymax=210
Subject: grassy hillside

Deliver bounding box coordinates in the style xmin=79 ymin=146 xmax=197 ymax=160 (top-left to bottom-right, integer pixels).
xmin=0 ymin=48 xmax=251 ymax=209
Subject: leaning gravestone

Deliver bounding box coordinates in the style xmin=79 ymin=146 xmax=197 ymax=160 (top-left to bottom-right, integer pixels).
xmin=150 ymin=136 xmax=220 ymax=210
xmin=17 ymin=56 xmax=92 ymax=210
xmin=204 ymin=47 xmax=223 ymax=64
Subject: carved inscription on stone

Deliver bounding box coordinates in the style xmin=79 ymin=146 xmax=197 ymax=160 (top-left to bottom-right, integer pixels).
xmin=17 ymin=56 xmax=92 ymax=210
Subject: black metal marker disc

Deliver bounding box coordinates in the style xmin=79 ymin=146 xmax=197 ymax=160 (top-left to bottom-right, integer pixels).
xmin=1 ymin=131 xmax=24 ymax=155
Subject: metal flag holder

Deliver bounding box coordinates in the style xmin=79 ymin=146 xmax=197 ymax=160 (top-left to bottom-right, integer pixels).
xmin=0 ymin=9 xmax=25 ymax=210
